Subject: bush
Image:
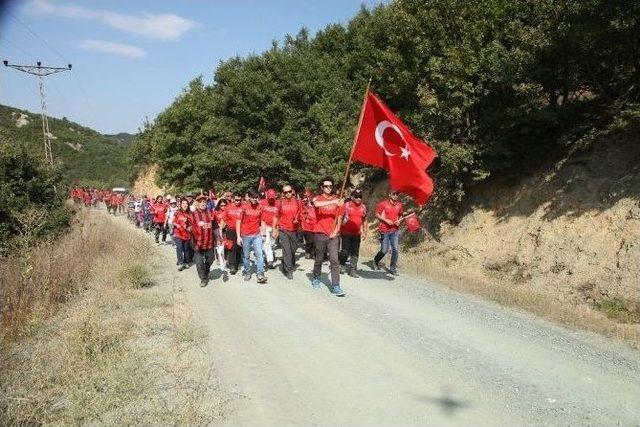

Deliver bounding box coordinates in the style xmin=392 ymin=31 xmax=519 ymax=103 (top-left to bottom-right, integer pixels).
xmin=118 ymin=264 xmax=155 ymax=289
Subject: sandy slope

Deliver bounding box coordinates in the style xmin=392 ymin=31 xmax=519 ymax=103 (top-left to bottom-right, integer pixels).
xmin=117 ymin=213 xmax=640 ymax=426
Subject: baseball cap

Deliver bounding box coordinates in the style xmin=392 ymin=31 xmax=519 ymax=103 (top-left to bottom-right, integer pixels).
xmin=266 ymin=189 xmax=277 ymax=199
xmin=195 ymin=194 xmax=207 ymax=201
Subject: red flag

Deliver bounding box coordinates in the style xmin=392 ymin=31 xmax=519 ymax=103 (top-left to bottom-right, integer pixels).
xmin=405 ymin=213 xmax=421 ymax=232
xmin=352 ymin=91 xmax=436 ymax=205
xmin=258 ymin=176 xmax=266 ymax=192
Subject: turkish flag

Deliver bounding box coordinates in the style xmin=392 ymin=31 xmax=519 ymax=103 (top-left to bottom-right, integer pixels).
xmin=352 ymin=91 xmax=436 ymax=205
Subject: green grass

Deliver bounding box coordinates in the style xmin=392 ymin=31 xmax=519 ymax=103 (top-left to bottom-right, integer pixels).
xmin=597 ymin=298 xmax=640 ymax=324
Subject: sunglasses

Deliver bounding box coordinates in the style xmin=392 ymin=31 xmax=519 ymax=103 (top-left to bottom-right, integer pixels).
xmin=322 ymin=184 xmax=333 ymax=188
xmin=283 ymin=190 xmax=293 ymax=194
xmin=234 ymin=198 xmax=242 ymax=202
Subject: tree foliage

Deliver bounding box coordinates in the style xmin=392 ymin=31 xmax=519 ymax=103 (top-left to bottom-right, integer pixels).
xmin=0 ymin=136 xmax=71 ymax=253
xmin=133 ymin=0 xmax=639 ymax=213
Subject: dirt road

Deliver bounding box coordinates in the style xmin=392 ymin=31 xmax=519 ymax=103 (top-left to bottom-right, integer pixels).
xmin=124 ymin=216 xmax=640 ymax=426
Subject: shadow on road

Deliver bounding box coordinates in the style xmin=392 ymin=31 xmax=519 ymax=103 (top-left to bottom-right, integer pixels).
xmin=412 ymin=386 xmax=471 ymax=417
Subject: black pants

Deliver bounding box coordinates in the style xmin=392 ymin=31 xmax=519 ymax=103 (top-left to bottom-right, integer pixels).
xmin=313 ymin=233 xmax=340 ymax=285
xmin=194 ymin=248 xmax=214 ymax=281
xmin=154 ymin=222 xmax=167 ymax=243
xmin=224 ymin=229 xmax=242 ymax=271
xmin=279 ymin=229 xmax=298 ymax=274
xmin=304 ymin=231 xmax=316 ymax=258
xmin=339 ymin=234 xmax=361 ymax=270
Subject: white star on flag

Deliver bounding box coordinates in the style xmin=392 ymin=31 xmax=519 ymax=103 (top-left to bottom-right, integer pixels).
xmin=400 ymin=146 xmax=411 ymax=159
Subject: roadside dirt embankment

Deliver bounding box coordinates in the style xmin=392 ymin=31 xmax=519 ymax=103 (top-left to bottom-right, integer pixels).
xmin=363 ymin=122 xmax=640 ymax=344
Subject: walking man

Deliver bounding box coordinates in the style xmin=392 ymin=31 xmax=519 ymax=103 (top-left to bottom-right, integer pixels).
xmin=260 ymin=189 xmax=279 ymax=269
xmin=311 ymin=177 xmax=345 ymax=296
xmin=190 ymin=195 xmax=215 ymax=287
xmin=151 ymin=195 xmax=168 ymax=244
xmin=373 ymin=190 xmax=404 ymax=275
xmin=224 ymin=194 xmax=244 ymax=275
xmin=274 ymin=184 xmax=300 ymax=279
xmin=236 ymin=189 xmax=268 ymax=284
xmin=339 ymin=189 xmax=368 ymax=277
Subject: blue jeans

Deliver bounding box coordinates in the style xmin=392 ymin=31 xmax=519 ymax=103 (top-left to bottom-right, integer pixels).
xmin=174 ymin=236 xmax=191 ymax=265
xmin=374 ymin=231 xmax=399 ymax=270
xmin=242 ymin=234 xmax=265 ymax=275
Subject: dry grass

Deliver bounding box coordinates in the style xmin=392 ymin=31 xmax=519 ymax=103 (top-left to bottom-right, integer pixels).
xmin=0 ymin=209 xmax=225 ymax=425
xmin=360 ymin=233 xmax=640 ymax=349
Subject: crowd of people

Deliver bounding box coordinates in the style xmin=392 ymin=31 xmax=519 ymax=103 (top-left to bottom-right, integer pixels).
xmin=72 ymin=178 xmax=410 ymax=297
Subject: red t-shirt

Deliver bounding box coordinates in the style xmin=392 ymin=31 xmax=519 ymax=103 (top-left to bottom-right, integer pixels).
xmin=376 ymin=200 xmax=403 ymax=233
xmin=301 ymin=200 xmax=316 ymax=232
xmin=173 ymin=210 xmax=191 ymax=241
xmin=278 ymin=198 xmax=301 ymax=232
xmin=340 ymin=201 xmax=367 ymax=236
xmin=152 ymin=201 xmax=167 ymax=224
xmin=260 ymin=199 xmax=278 ymax=228
xmin=313 ymin=194 xmax=341 ymax=237
xmin=224 ymin=204 xmax=244 ymax=228
xmin=240 ymin=203 xmax=263 ymax=236
xmin=190 ymin=209 xmax=213 ymax=249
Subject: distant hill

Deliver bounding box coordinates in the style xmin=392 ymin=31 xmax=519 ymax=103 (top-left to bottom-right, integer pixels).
xmin=104 ymin=132 xmax=135 ymax=145
xmin=0 ymin=104 xmax=132 ymax=187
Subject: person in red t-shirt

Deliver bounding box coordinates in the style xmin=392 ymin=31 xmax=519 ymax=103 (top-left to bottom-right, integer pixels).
xmin=150 ymin=195 xmax=168 ymax=244
xmin=373 ymin=190 xmax=404 ymax=275
xmin=236 ymin=189 xmax=267 ymax=284
xmin=190 ymin=195 xmax=215 ymax=287
xmin=311 ymin=177 xmax=345 ymax=297
xmin=223 ymin=193 xmax=244 ymax=275
xmin=173 ymin=198 xmax=193 ymax=271
xmin=110 ymin=193 xmax=119 ymax=215
xmin=260 ymin=189 xmax=279 ymax=269
xmin=273 ymin=184 xmax=301 ymax=279
xmin=339 ymin=189 xmax=368 ymax=277
xmin=301 ymin=189 xmax=316 ymax=259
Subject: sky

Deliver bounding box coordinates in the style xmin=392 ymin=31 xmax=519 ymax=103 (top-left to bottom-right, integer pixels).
xmin=0 ymin=0 xmax=387 ymax=134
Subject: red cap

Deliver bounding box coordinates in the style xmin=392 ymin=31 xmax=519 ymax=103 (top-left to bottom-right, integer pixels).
xmin=266 ymin=189 xmax=277 ymax=199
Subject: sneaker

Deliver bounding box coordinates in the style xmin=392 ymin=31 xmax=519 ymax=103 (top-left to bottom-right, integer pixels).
xmin=243 ymin=273 xmax=251 ymax=281
xmin=348 ymin=268 xmax=359 ymax=278
xmin=311 ymin=277 xmax=322 ymax=289
xmin=181 ymin=263 xmax=189 ymax=270
xmin=229 ymin=268 xmax=238 ymax=275
xmin=178 ymin=265 xmax=185 ymax=272
xmin=389 ymin=269 xmax=399 ymax=276
xmin=373 ymin=259 xmax=381 ymax=270
xmin=200 ymin=279 xmax=208 ymax=287
xmin=257 ymin=274 xmax=267 ymax=284
xmin=267 ymin=262 xmax=275 ymax=269
xmin=286 ymin=271 xmax=293 ymax=280
xmin=330 ymin=285 xmax=345 ymax=297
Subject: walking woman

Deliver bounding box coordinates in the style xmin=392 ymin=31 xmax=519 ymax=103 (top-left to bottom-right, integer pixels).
xmin=173 ymin=198 xmax=193 ymax=271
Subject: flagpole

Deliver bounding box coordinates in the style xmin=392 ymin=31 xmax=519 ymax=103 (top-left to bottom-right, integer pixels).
xmin=338 ymin=77 xmax=372 ymax=200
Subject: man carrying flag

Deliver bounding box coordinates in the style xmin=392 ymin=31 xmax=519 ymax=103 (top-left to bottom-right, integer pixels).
xmin=344 ymin=86 xmax=436 ymax=276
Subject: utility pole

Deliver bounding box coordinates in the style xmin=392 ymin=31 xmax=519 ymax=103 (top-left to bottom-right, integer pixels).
xmin=3 ymin=60 xmax=72 ymax=167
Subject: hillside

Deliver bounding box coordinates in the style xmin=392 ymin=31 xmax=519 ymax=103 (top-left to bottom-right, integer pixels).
xmin=360 ymin=116 xmax=640 ymax=340
xmin=0 ymin=104 xmax=131 ymax=187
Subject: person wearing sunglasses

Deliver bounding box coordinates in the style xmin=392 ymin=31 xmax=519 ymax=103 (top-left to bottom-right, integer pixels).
xmin=222 ymin=193 xmax=244 ymax=275
xmin=236 ymin=189 xmax=268 ymax=284
xmin=310 ymin=177 xmax=346 ymax=296
xmin=373 ymin=190 xmax=404 ymax=275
